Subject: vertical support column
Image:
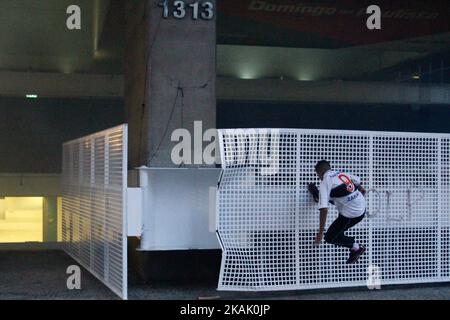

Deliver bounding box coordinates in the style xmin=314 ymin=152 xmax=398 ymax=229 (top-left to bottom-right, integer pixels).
xmin=43 ymin=197 xmax=58 ymax=242
xmin=57 ymin=197 xmax=62 ymax=242
xmin=0 ymin=197 xmax=5 ymax=220
xmin=368 ymin=135 xmax=374 ymax=270
xmin=295 ymin=133 xmax=301 ymax=286
xmin=69 ymin=144 xmax=74 ymax=244
xmin=125 ymin=0 xmax=149 ymax=169
xmin=138 ymin=167 xmax=152 ymax=250
xmin=125 ymin=0 xmax=217 ymax=168
xmin=104 ymin=135 xmax=110 ymax=281
xmin=78 ymin=141 xmax=83 ymax=256
xmin=437 ymin=138 xmax=442 ymax=279
xmin=121 ymin=126 xmax=129 ymax=300
xmin=90 ymin=137 xmax=95 ymax=270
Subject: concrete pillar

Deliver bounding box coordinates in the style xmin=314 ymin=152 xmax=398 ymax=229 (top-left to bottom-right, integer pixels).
xmin=125 ymin=0 xmax=217 ymax=168
xmin=43 ymin=197 xmax=57 ymax=242
xmin=0 ymin=197 xmax=5 ymax=220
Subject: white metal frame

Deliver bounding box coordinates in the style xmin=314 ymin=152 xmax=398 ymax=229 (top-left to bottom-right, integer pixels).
xmin=62 ymin=125 xmax=128 ymax=299
xmin=137 ymin=167 xmax=221 ymax=251
xmin=217 ymin=128 xmax=450 ymax=291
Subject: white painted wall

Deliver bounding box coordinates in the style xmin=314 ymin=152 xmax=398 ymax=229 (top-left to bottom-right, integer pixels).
xmin=138 ymin=168 xmax=221 ymax=251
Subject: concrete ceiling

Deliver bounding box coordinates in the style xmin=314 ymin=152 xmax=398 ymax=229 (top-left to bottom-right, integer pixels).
xmin=0 ymin=0 xmax=123 ymax=74
xmin=0 ymin=0 xmax=448 ymax=82
xmin=218 ymin=44 xmax=425 ymax=81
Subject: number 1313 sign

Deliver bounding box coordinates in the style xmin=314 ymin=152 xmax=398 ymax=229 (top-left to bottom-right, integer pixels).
xmin=158 ymin=0 xmax=215 ymax=20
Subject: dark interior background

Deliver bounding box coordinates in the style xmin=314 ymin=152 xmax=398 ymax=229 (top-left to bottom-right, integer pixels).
xmin=2 ymin=97 xmax=449 ymax=173
xmin=0 ymin=97 xmax=124 ymax=173
xmin=217 ymin=101 xmax=450 ymax=132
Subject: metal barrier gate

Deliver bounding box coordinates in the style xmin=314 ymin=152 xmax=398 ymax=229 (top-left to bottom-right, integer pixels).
xmin=62 ymin=125 xmax=128 ymax=299
xmin=217 ymin=128 xmax=450 ymax=291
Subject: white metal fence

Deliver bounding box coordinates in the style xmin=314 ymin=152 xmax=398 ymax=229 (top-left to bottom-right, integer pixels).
xmin=62 ymin=125 xmax=128 ymax=299
xmin=216 ymin=128 xmax=450 ymax=291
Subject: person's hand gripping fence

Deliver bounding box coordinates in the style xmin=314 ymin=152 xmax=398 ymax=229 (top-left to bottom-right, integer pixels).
xmin=307 ymin=183 xmax=320 ymax=203
xmin=307 ymin=183 xmax=334 ymax=205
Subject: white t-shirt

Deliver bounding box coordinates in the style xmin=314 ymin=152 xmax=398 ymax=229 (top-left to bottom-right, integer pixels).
xmin=318 ymin=170 xmax=366 ymax=218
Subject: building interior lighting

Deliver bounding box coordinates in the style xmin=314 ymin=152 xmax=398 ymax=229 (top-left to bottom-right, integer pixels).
xmin=0 ymin=197 xmax=43 ymax=243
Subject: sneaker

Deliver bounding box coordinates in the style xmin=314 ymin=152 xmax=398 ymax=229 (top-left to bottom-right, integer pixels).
xmin=346 ymin=246 xmax=366 ymax=264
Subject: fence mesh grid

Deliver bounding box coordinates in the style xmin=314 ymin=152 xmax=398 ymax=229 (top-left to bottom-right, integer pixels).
xmin=217 ymin=129 xmax=450 ymax=291
xmin=62 ymin=125 xmax=128 ymax=299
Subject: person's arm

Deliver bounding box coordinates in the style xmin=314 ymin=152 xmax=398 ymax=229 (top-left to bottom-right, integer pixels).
xmin=308 ymin=183 xmax=335 ymax=204
xmin=318 ymin=208 xmax=328 ymax=233
xmin=350 ymin=174 xmax=366 ymax=196
xmin=315 ymin=208 xmax=328 ymax=245
xmin=357 ymin=184 xmax=366 ymax=196
xmin=315 ymin=178 xmax=330 ymax=245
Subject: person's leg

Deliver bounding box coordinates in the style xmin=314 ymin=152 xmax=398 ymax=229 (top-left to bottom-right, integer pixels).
xmin=344 ymin=213 xmax=366 ymax=263
xmin=344 ymin=213 xmax=365 ymax=251
xmin=324 ymin=213 xmax=365 ymax=249
xmin=324 ymin=215 xmax=355 ymax=249
xmin=345 ymin=213 xmax=365 ymax=230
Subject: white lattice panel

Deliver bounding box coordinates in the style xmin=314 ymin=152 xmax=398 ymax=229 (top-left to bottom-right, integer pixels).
xmin=217 ymin=128 xmax=450 ymax=291
xmin=62 ymin=125 xmax=128 ymax=299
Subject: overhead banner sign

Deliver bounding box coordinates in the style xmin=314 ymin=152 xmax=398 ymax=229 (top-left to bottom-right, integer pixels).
xmin=218 ymin=0 xmax=450 ymax=47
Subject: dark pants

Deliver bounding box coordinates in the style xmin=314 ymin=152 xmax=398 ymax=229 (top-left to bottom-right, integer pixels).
xmin=324 ymin=212 xmax=365 ymax=249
